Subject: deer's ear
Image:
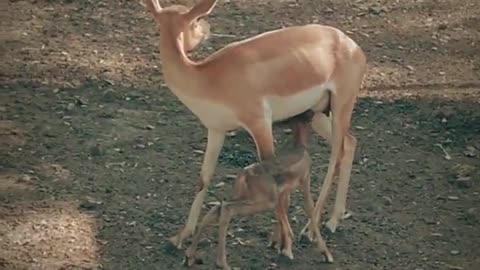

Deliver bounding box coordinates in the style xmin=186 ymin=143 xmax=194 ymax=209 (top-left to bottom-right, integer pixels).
xmin=143 ymin=0 xmax=162 ymax=14
xmin=185 ymin=0 xmax=218 ymax=21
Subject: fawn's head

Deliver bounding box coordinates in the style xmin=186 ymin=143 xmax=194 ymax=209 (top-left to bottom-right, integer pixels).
xmin=143 ymin=0 xmax=217 ymax=52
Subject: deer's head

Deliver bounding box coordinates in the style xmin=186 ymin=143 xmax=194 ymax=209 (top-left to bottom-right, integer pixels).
xmin=143 ymin=0 xmax=217 ymax=52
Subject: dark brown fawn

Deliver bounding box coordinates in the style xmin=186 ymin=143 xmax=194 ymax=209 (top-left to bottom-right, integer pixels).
xmin=184 ymin=110 xmax=333 ymax=270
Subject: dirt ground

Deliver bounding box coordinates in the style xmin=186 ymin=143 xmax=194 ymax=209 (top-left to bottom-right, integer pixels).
xmin=1 ymin=0 xmax=479 ymax=269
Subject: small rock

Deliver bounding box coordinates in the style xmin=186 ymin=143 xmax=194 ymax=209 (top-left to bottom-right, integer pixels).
xmin=126 ymin=221 xmax=137 ymax=227
xmin=268 ymin=262 xmax=278 ymax=269
xmin=455 ymin=177 xmax=472 ymax=188
xmin=447 ymin=196 xmax=459 ymax=201
xmin=225 ymin=174 xmax=237 ymax=180
xmin=464 ymin=208 xmax=478 ymax=224
xmin=450 ymin=250 xmax=460 ymax=256
xmin=453 ymin=163 xmax=477 ymax=178
xmin=135 ymin=144 xmax=146 ymax=149
xmin=368 ymin=6 xmax=384 ymax=15
xmin=423 ymin=217 xmax=437 ymax=225
xmin=80 ymin=196 xmax=103 ymax=210
xmin=76 ymin=97 xmax=88 ymax=106
xmin=145 ymin=125 xmax=155 ymax=130
xmin=66 ymin=102 xmax=75 ymax=111
xmin=438 ymin=23 xmax=448 ymax=30
xmin=464 ymin=146 xmax=477 ymax=157
xmin=215 ymin=182 xmax=225 ymax=187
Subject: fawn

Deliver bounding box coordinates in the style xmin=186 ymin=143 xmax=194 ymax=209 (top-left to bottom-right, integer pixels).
xmin=184 ymin=110 xmax=333 ymax=270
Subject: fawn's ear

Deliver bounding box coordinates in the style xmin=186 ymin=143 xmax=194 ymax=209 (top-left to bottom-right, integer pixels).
xmin=143 ymin=0 xmax=162 ymax=14
xmin=185 ymin=0 xmax=218 ymax=21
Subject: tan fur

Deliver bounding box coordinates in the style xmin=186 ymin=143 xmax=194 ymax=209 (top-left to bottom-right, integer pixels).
xmin=141 ymin=0 xmax=367 ymax=249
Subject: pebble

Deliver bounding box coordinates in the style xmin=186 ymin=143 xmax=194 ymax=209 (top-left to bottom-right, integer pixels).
xmin=455 ymin=177 xmax=472 ymax=188
xmin=450 ymin=250 xmax=460 ymax=256
xmin=66 ymin=102 xmax=75 ymax=110
xmin=423 ymin=217 xmax=437 ymax=225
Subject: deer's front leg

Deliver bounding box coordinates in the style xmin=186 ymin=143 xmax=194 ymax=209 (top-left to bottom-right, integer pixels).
xmin=169 ymin=129 xmax=226 ymax=249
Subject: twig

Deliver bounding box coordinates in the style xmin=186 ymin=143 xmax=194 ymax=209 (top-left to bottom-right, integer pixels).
xmin=435 ymin=143 xmax=452 ymax=160
xmin=210 ymin=33 xmax=242 ymax=38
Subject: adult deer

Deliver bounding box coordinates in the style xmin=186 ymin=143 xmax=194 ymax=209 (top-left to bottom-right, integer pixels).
xmin=142 ymin=0 xmax=367 ymax=249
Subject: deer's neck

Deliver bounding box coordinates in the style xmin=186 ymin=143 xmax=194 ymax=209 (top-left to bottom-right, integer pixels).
xmin=158 ymin=30 xmax=197 ymax=95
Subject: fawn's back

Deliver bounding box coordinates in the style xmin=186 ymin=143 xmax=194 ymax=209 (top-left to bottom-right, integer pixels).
xmin=233 ymin=145 xmax=311 ymax=200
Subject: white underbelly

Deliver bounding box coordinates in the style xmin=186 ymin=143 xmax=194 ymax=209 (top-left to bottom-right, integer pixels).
xmin=175 ymin=93 xmax=240 ymax=130
xmin=266 ymin=83 xmax=333 ymax=122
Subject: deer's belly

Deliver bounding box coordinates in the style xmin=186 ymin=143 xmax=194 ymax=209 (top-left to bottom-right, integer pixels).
xmin=267 ymin=82 xmax=334 ymax=122
xmin=177 ymin=94 xmax=241 ymax=130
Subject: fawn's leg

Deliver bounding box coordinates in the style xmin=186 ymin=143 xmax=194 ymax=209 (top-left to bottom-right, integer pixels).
xmin=170 ymin=129 xmax=226 ymax=249
xmin=269 ymin=193 xmax=291 ymax=250
xmin=217 ymin=200 xmax=275 ymax=270
xmin=277 ymin=192 xmax=295 ymax=259
xmin=299 ymin=171 xmax=334 ymax=263
xmin=299 ymin=171 xmax=317 ymax=242
xmin=185 ymin=205 xmax=221 ymax=266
